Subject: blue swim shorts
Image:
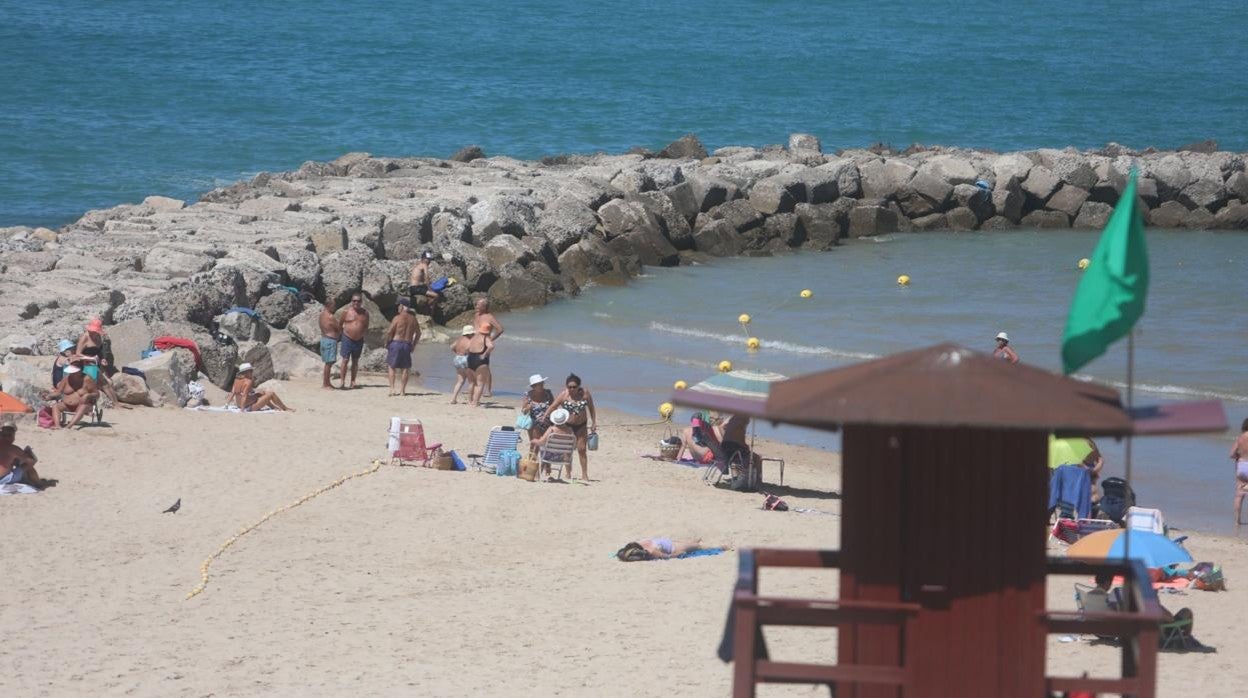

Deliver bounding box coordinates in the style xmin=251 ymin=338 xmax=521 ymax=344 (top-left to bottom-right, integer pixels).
xmin=339 ymin=335 xmax=364 ymax=360
xmin=320 ymin=336 xmax=339 ymax=363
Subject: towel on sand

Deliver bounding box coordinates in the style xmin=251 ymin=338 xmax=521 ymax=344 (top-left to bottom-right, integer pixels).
xmin=0 ymin=483 xmax=39 ymax=495
xmin=613 ymin=547 xmax=727 ymax=561
xmin=185 ymin=405 xmax=279 ymax=414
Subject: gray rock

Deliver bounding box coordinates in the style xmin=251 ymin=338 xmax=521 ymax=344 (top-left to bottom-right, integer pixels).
xmin=847 ymin=204 xmax=899 ymax=237
xmin=918 ymin=154 xmax=978 ymax=186
xmin=951 ymin=183 xmax=994 ymax=222
xmin=794 ymin=202 xmax=846 ymax=249
xmin=691 ymin=219 xmax=743 ymax=257
xmin=216 ymin=311 xmax=270 ymax=344
xmin=992 ymin=153 xmax=1034 ymax=185
xmin=1212 ymin=201 xmax=1248 ymax=229
xmin=483 ymin=235 xmax=536 ymax=270
xmin=748 ymin=176 xmax=798 ymax=214
xmin=310 ymin=224 xmax=349 ymax=255
xmin=359 ymin=347 xmax=388 ymax=373
xmin=598 ymin=199 xmax=658 ymax=239
xmin=143 ymin=246 xmax=215 ymax=277
xmin=1226 ymin=171 xmax=1248 ymax=202
xmin=114 ymin=267 xmax=247 ymax=327
xmin=818 ymin=159 xmax=862 ymax=198
xmin=788 ymin=133 xmax=822 ymax=153
xmin=1021 ymin=166 xmax=1061 ymax=204
xmin=112 ymin=372 xmax=151 ymax=406
xmin=287 ymin=306 xmax=324 ymax=349
xmin=237 ymin=340 xmax=275 ymax=385
xmin=1177 ymin=178 xmax=1227 ymax=212
xmin=685 ymin=174 xmax=739 ymax=213
xmin=342 ymin=214 xmax=384 ymax=253
xmin=903 ymin=171 xmax=953 ymax=215
xmin=911 ymin=213 xmax=949 ymax=231
xmin=468 ymin=195 xmax=538 ymax=242
xmin=142 ymin=195 xmax=185 ymax=212
xmin=127 ymin=349 xmax=193 ymax=408
xmin=697 ymin=199 xmax=764 ymax=234
xmin=2 ymin=335 xmax=37 ymax=355
xmin=320 ymin=248 xmax=373 ymax=308
xmin=381 ymin=211 xmax=432 ymax=261
xmin=1073 ymin=201 xmax=1114 ymax=229
xmin=658 ymin=134 xmax=708 ymax=160
xmin=991 ymin=186 xmax=1024 ymax=223
xmin=255 ymin=291 xmax=303 ymax=329
xmin=361 ymin=260 xmax=397 ymax=314
xmin=610 ymin=169 xmax=655 ymax=194
xmin=629 ymin=191 xmax=693 ymax=249
xmin=607 ymin=227 xmax=679 ymax=267
xmin=487 ymin=275 xmax=549 ymax=311
xmin=1020 ymin=209 xmax=1071 ymax=229
xmin=445 ymin=240 xmax=496 ymax=292
xmin=1 ymin=357 xmax=47 ymax=410
xmin=1045 ymin=185 xmax=1090 ymax=220
xmin=858 ymin=159 xmax=916 ymax=200
xmin=979 ymin=216 xmax=1016 ymax=230
xmin=1039 ymin=150 xmax=1099 ymax=190
xmin=945 ymin=207 xmax=978 ymax=231
xmin=557 ymin=237 xmax=617 ymax=289
xmin=758 ymin=212 xmax=801 ymax=249
xmin=430 ymin=211 xmax=472 ymax=248
xmin=275 ymin=246 xmax=321 ymax=293
xmin=267 ymin=333 xmax=325 ymax=380
xmin=106 ymin=318 xmax=153 ymax=367
xmin=1149 ymin=154 xmax=1194 ymax=199
xmin=450 ymin=145 xmax=486 ymax=162
xmin=663 ymin=182 xmax=700 ymax=224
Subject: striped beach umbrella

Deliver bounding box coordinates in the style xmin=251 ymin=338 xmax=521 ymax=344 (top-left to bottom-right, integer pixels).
xmin=688 ymin=369 xmax=787 ymax=401
xmin=1066 ymin=528 xmax=1192 ymax=569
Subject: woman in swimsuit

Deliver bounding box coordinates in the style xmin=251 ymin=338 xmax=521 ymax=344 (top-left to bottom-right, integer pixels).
xmin=449 ymin=325 xmax=476 ymax=405
xmin=1231 ymin=418 xmax=1248 ymax=525
xmin=464 ymin=323 xmax=495 ymax=408
xmin=520 ymin=374 xmax=554 ymax=450
xmin=616 ymin=537 xmax=727 ymax=561
xmin=547 ymin=373 xmax=596 ymax=481
xmin=227 ymin=363 xmax=294 ymax=412
xmin=75 ymin=318 xmax=126 ymax=407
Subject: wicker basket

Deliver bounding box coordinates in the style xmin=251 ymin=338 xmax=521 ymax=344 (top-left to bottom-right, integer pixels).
xmin=659 ymin=441 xmax=681 ymax=461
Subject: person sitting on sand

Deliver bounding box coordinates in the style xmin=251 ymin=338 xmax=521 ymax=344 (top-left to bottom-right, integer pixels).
xmin=337 ymin=292 xmax=370 ymax=389
xmin=43 ymin=362 xmax=99 ymax=429
xmin=1084 ymin=573 xmax=1123 ymax=611
xmin=449 ymin=325 xmax=476 ymax=405
xmin=1231 ymin=418 xmax=1248 ymax=525
xmin=227 ymin=363 xmax=294 ymax=412
xmin=616 ymin=538 xmax=727 ymax=561
xmin=0 ymin=423 xmax=47 ymax=488
xmin=532 ymin=407 xmax=575 ymax=480
xmin=383 ymin=299 xmax=421 ymax=397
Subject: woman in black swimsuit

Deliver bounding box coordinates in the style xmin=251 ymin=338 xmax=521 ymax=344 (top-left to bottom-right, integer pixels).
xmin=464 ymin=323 xmax=494 ymax=408
xmin=547 ymin=373 xmax=597 ymax=481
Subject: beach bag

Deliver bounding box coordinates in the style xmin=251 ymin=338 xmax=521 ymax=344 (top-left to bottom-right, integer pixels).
xmin=430 ymin=277 xmax=451 ymax=293
xmin=763 ymin=494 xmax=789 ymax=511
xmin=497 ymin=449 xmax=521 ymax=477
xmin=37 ymin=405 xmax=55 ymax=429
xmin=587 ymin=432 xmax=599 ymax=451
xmin=518 ymin=457 xmax=539 ymax=482
xmin=432 ymin=453 xmax=455 ymax=470
xmin=1097 ymin=477 xmax=1136 ymax=524
xmin=453 ymin=354 xmax=469 ymax=369
xmin=449 ymin=450 xmax=467 ymax=471
xmin=515 ymin=412 xmax=533 ymax=430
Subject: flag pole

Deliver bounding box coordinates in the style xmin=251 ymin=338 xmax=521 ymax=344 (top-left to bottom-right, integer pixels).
xmin=1124 ymin=330 xmax=1135 ymax=602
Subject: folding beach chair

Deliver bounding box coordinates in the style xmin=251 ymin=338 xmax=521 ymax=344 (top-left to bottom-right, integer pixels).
xmin=390 ymin=419 xmax=440 ymax=467
xmin=1125 ymin=506 xmax=1166 ymax=535
xmin=1159 ymin=612 xmax=1196 ymax=650
xmin=1074 ymin=582 xmax=1122 ymax=642
xmin=469 ymin=426 xmax=521 ymax=473
xmin=538 ymin=431 xmax=576 ymax=481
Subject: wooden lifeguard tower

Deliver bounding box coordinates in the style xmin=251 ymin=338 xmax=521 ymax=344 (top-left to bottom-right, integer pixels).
xmin=673 ymin=343 xmax=1226 ymax=698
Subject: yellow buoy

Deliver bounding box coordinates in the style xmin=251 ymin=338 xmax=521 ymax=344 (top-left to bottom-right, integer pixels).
xmin=746 ymin=337 xmax=760 ymax=350
xmin=800 ymin=289 xmax=813 ymax=298
xmin=718 ymin=360 xmax=733 ymax=373
xmin=673 ymin=379 xmax=687 ymax=390
xmin=738 ymin=313 xmax=751 ymax=325
xmin=897 ymin=274 xmax=911 ymax=286
xmin=1078 ymin=258 xmax=1090 ymax=270
xmin=659 ymin=402 xmax=674 ymax=419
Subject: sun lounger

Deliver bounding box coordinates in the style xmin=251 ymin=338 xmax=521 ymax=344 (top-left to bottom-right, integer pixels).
xmin=469 ymin=426 xmax=521 ymax=474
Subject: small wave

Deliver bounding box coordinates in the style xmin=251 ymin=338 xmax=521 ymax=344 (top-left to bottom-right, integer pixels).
xmin=591 ymin=312 xmax=613 ymax=319
xmin=649 ymin=322 xmax=879 ymax=360
xmin=1072 ymin=374 xmax=1248 ymax=403
xmin=506 ymin=334 xmax=710 ymax=368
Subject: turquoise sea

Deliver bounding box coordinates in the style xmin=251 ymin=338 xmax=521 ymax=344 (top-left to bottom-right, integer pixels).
xmin=4 ymin=3 xmax=1247 ymax=532
xmin=3 ymin=0 xmax=1247 ymax=226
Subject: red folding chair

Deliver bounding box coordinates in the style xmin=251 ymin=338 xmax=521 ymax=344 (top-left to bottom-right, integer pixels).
xmin=390 ymin=419 xmax=441 ymax=467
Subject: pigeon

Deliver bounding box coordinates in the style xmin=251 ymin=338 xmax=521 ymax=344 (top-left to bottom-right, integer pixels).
xmin=162 ymin=498 xmax=181 ymax=514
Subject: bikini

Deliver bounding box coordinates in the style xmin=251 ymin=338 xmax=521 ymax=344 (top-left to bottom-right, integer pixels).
xmin=528 ymin=390 xmax=553 ymax=425
xmin=565 ymin=395 xmax=588 ymax=433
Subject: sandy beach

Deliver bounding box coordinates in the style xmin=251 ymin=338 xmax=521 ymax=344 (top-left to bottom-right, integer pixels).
xmin=2 ymin=375 xmax=1245 ymax=696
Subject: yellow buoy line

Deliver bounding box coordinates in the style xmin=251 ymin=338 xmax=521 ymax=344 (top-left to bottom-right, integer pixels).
xmin=185 ymin=458 xmax=386 ymax=600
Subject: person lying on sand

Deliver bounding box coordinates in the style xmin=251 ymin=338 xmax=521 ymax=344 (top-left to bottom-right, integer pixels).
xmin=616 ymin=538 xmax=729 ymax=561
xmin=227 ymin=363 xmax=294 ymax=412
xmin=0 ymin=423 xmax=47 ymax=488
xmin=42 ymin=362 xmax=99 ymax=429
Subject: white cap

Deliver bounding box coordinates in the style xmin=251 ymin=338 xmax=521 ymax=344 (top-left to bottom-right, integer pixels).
xmin=64 ymin=364 xmax=82 ymax=374
xmin=238 ymin=362 xmax=254 ymax=372
xmin=529 ymin=374 xmax=548 ymax=386
xmin=995 ymin=332 xmax=1009 ymax=342
xmin=549 ymin=408 xmax=570 ymax=426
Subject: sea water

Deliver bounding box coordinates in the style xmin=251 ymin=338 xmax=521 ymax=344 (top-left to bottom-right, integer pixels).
xmin=411 ymin=229 xmax=1248 ymax=534
xmin=3 ymin=0 xmax=1247 ymax=226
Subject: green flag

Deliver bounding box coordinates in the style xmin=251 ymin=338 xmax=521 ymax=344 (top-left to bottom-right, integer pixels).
xmin=1061 ymin=170 xmax=1149 ymax=374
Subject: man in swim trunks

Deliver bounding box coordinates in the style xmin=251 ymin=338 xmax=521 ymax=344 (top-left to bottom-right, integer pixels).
xmin=0 ymin=423 xmax=47 ymax=488
xmin=318 ymin=300 xmax=341 ymax=389
xmin=43 ymin=363 xmax=99 ymax=429
xmin=472 ymin=298 xmax=504 ymax=397
xmin=408 ymin=251 xmax=443 ymax=312
xmin=1231 ymin=418 xmax=1248 ymax=525
xmin=993 ymin=331 xmax=1019 ymax=364
xmin=337 ymin=292 xmax=370 ymax=389
xmin=721 ymin=413 xmax=764 ymax=476
xmin=383 ymin=299 xmax=422 ymax=397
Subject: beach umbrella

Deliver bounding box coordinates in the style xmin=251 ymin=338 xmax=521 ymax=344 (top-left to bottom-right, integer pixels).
xmin=0 ymin=391 xmax=32 ymax=414
xmin=1048 ymin=435 xmax=1094 ymax=469
xmin=687 ymin=369 xmax=787 ymax=401
xmin=1066 ymin=528 xmax=1192 ymax=570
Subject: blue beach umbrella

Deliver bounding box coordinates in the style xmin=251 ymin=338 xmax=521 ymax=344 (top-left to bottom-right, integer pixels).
xmin=1066 ymin=529 xmax=1192 ymax=570
xmin=687 ymin=369 xmax=787 ymax=401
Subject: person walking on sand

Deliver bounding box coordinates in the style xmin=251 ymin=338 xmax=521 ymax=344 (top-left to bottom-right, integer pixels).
xmin=993 ymin=331 xmax=1019 ymax=364
xmin=337 ymin=292 xmax=370 ymax=389
xmin=318 ymin=300 xmax=341 ymax=389
xmin=383 ymin=299 xmax=421 ymax=397
xmin=472 ymin=298 xmax=504 ymax=397
xmin=449 ymin=325 xmax=476 ymax=404
xmin=1231 ymin=418 xmax=1248 ymax=525
xmin=0 ymin=423 xmax=48 ymax=489
xmin=464 ymin=322 xmax=495 ymax=408
xmin=408 ymin=251 xmax=442 ymax=313
xmin=547 ymin=373 xmax=597 ymax=481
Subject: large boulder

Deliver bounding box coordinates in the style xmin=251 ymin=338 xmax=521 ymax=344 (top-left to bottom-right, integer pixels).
xmin=114 ymin=267 xmax=248 ymax=327
xmin=912 ymin=213 xmax=949 ymax=231
xmin=275 ymin=246 xmax=321 ymax=293
xmin=858 ymin=159 xmax=915 ymax=200
xmin=430 ymin=210 xmax=472 ymax=248
xmin=107 ymin=318 xmax=153 ymax=367
xmin=918 ymin=154 xmax=978 ymax=186
xmin=361 ymin=260 xmax=398 ymax=314
xmin=685 ymin=174 xmax=739 ymax=213
xmin=266 ymin=333 xmax=324 ymax=380
xmin=1226 ymin=171 xmax=1248 ymax=203
xmin=607 ymin=228 xmax=680 ymax=267
xmin=992 ymin=153 xmax=1034 ymax=185
xmin=2 ymin=335 xmax=37 ymax=356
xmin=287 ymin=306 xmax=324 ymax=349
xmin=747 ymin=175 xmax=798 ymax=214
xmin=1045 ymin=185 xmax=1090 ymax=220
xmin=597 ymin=199 xmax=657 ymax=239
xmin=951 ymin=184 xmax=993 ymax=222
xmin=468 ymin=195 xmax=537 ymax=241
xmin=380 ymin=210 xmax=432 ymax=261
xmin=1020 ymin=209 xmax=1070 ymax=229
xmin=898 ymin=171 xmax=952 ymax=217
xmin=1177 ymin=178 xmax=1227 ymax=212
xmin=533 ymin=196 xmax=596 ymax=253
xmin=818 ymin=159 xmax=862 ymax=198
xmin=487 ymin=276 xmax=548 ymax=311
xmin=794 ymin=202 xmax=848 ymax=249
xmin=1073 ymin=201 xmax=1114 ymax=229
xmin=320 ymin=248 xmax=373 ymax=308
xmin=663 ymin=182 xmax=700 ymax=224
xmin=148 ymin=321 xmax=238 ymax=390
xmin=1021 ymin=166 xmax=1061 ymax=205
xmin=112 ymin=372 xmax=151 ymax=406
xmin=0 ymin=357 xmax=46 ymax=412
xmin=1149 ymin=154 xmax=1194 ymax=199
xmin=236 ymin=341 xmax=276 ymax=385
xmin=697 ymin=199 xmax=764 ymax=234
xmin=445 ymin=240 xmax=496 ymax=292
xmin=557 ymin=237 xmax=617 ymax=289
xmin=215 ymin=311 xmax=270 ymax=344
xmin=1038 ymin=150 xmax=1098 ymax=190
xmin=691 ymin=219 xmax=743 ymax=257
xmin=254 ymin=291 xmax=303 ymax=329
xmin=991 ymin=185 xmax=1025 ymax=223
xmin=1212 ymin=201 xmax=1248 ymax=229
xmin=127 ymin=349 xmax=193 ymax=408
xmin=629 ymin=191 xmax=693 ymax=249
xmin=144 ymin=246 xmax=215 ymax=277
xmin=788 ymin=133 xmax=822 ymax=153
xmin=483 ymin=235 xmax=536 ymax=270
xmin=847 ymin=203 xmax=899 ymax=237
xmin=658 ymin=134 xmax=708 ymax=160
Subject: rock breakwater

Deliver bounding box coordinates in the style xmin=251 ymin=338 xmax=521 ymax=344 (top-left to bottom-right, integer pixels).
xmin=2 ymin=135 xmax=1247 ymax=386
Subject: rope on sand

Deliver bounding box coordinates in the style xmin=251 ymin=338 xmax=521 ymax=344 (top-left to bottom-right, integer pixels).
xmin=185 ymin=459 xmax=385 ymax=600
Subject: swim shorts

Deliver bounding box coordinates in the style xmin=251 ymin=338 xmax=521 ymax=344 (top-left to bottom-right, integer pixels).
xmin=319 ymin=336 xmax=338 ymax=364
xmin=386 ymin=340 xmax=413 ymax=369
xmin=339 ymin=335 xmax=364 ymax=360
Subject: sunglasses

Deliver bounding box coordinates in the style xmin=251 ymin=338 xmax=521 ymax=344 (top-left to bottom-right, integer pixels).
xmin=351 ymin=299 xmax=362 ymax=303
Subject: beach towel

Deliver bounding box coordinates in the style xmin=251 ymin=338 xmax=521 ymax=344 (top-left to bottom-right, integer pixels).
xmin=640 ymin=453 xmax=705 ymax=469
xmin=1049 ymin=464 xmax=1092 ymax=519
xmin=225 ymin=306 xmax=259 ymax=318
xmin=185 ymin=405 xmax=279 ymax=414
xmin=0 ymin=482 xmax=39 ymax=495
xmin=612 ymin=547 xmax=727 ymax=561
xmin=152 ymin=336 xmax=204 ymax=370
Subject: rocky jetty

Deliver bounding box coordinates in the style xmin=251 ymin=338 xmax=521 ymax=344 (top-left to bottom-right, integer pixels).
xmin=2 ymin=135 xmax=1247 ymax=400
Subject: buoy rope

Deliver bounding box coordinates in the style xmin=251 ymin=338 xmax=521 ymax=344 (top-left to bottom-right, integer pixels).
xmin=185 ymin=459 xmax=385 ymax=600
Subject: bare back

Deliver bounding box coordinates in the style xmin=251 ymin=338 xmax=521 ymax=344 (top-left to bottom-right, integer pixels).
xmin=319 ymin=308 xmax=341 ymax=338
xmin=389 ymin=313 xmax=420 ymax=344
xmin=451 ymin=336 xmax=471 ymax=355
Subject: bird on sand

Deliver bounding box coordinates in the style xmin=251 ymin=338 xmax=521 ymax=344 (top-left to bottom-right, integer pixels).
xmin=162 ymin=498 xmax=181 ymax=514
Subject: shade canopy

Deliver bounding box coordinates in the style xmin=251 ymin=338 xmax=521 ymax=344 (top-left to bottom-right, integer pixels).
xmin=671 ymin=343 xmax=1226 ymax=436
xmin=687 ymin=369 xmax=787 ymax=401
xmin=1067 ymin=529 xmax=1192 ymax=569
xmin=1049 ymin=436 xmax=1095 ymax=469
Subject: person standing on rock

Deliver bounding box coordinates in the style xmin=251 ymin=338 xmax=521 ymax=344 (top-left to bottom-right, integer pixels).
xmin=338 ymin=293 xmax=370 ymax=389
xmin=408 ymin=251 xmax=442 ymax=313
xmin=318 ymin=300 xmax=341 ymax=389
xmin=383 ymin=299 xmax=421 ymax=397
xmin=993 ymin=332 xmax=1019 ymax=364
xmin=472 ymin=298 xmax=504 ymax=397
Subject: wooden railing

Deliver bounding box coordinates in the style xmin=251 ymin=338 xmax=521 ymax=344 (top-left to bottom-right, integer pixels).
xmin=727 ymin=548 xmax=919 ymax=698
xmin=1043 ymin=557 xmax=1162 ymax=698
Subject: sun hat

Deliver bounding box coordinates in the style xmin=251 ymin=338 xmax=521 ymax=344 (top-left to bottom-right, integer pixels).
xmin=529 ymin=374 xmax=548 ymax=386
xmin=86 ymin=317 xmax=103 ymax=332
xmin=461 ymin=325 xmax=475 ymax=336
xmin=995 ymin=332 xmax=1010 ymax=342
xmin=238 ymin=362 xmax=254 ymax=372
xmin=64 ymin=365 xmax=82 ymax=374
xmin=56 ymin=339 xmax=75 ymax=353
xmin=549 ymin=408 xmax=570 ymax=426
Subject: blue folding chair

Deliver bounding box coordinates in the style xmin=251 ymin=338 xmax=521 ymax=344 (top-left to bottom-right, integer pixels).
xmin=469 ymin=426 xmax=521 ymax=473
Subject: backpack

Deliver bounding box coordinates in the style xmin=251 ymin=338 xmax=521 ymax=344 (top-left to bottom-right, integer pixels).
xmin=1097 ymin=477 xmax=1136 ymax=524
xmin=763 ymin=494 xmax=788 ymax=511
xmin=429 ymin=277 xmax=451 ymax=293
